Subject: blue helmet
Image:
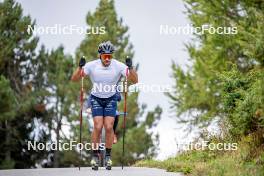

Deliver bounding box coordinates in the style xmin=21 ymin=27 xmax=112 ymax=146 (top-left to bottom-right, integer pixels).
xmin=98 ymin=41 xmax=115 ymax=54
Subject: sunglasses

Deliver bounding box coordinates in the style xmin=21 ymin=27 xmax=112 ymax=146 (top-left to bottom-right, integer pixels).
xmin=101 ymin=54 xmax=112 ymax=60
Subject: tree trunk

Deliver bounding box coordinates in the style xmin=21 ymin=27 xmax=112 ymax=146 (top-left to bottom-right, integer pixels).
xmin=53 ymin=97 xmax=61 ymax=168
xmin=53 ymin=121 xmax=61 ymax=168
xmin=5 ymin=120 xmax=12 ymax=167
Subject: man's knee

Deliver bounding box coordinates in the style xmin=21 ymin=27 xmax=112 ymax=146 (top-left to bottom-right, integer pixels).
xmin=94 ymin=124 xmax=103 ymax=132
xmin=93 ymin=116 xmax=103 ymax=132
xmin=105 ymin=124 xmax=113 ymax=132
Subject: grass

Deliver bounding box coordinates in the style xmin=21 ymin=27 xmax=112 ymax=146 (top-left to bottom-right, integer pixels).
xmin=135 ymin=135 xmax=264 ymax=175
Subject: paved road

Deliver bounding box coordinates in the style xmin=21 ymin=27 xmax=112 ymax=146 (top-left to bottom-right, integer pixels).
xmin=0 ymin=167 xmax=183 ymax=176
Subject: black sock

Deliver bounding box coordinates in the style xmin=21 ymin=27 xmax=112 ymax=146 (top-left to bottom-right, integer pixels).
xmin=106 ymin=148 xmax=111 ymax=156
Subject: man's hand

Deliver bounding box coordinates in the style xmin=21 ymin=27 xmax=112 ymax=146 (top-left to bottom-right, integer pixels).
xmin=125 ymin=57 xmax=138 ymax=84
xmin=125 ymin=57 xmax=133 ymax=69
xmin=71 ymin=56 xmax=86 ymax=81
xmin=79 ymin=56 xmax=86 ymax=68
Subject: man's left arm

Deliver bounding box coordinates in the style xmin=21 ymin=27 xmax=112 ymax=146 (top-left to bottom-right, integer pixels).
xmin=128 ymin=68 xmax=138 ymax=84
xmin=125 ymin=58 xmax=138 ymax=84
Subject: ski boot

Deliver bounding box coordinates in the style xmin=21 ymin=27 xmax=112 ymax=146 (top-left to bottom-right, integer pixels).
xmin=105 ymin=155 xmax=112 ymax=170
xmin=91 ymin=155 xmax=99 ymax=170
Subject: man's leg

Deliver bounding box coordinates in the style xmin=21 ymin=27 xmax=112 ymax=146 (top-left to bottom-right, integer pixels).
xmin=104 ymin=116 xmax=115 ymax=169
xmin=104 ymin=116 xmax=115 ymax=149
xmin=91 ymin=116 xmax=103 ymax=170
xmin=92 ymin=116 xmax=103 ymax=152
xmin=90 ymin=96 xmax=104 ymax=170
xmin=103 ymin=95 xmax=117 ymax=170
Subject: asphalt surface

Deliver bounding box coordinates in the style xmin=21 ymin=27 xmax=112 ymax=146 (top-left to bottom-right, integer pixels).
xmin=0 ymin=167 xmax=183 ymax=176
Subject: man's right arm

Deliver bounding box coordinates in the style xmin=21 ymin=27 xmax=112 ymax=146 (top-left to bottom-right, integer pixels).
xmin=71 ymin=68 xmax=83 ymax=82
xmin=71 ymin=56 xmax=86 ymax=82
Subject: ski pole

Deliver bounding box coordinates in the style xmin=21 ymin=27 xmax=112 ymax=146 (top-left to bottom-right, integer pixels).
xmin=122 ymin=68 xmax=128 ymax=170
xmin=79 ymin=69 xmax=84 ymax=170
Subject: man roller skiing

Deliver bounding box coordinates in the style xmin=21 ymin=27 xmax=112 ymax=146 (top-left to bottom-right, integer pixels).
xmin=71 ymin=41 xmax=138 ymax=170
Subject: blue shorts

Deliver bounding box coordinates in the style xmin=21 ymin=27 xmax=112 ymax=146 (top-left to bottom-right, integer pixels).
xmin=90 ymin=94 xmax=117 ymax=117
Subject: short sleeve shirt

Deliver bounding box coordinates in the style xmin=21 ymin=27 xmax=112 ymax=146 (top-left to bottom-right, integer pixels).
xmin=83 ymin=59 xmax=128 ymax=98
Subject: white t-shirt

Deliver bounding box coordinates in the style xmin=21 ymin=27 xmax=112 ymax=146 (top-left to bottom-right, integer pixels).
xmin=83 ymin=59 xmax=128 ymax=98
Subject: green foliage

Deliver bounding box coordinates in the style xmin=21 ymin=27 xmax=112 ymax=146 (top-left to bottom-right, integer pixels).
xmin=76 ymin=0 xmax=133 ymax=62
xmin=168 ymin=0 xmax=264 ymax=135
xmin=136 ymin=134 xmax=264 ymax=175
xmin=0 ymin=0 xmax=77 ymax=168
xmin=164 ymin=1 xmax=264 ymax=174
xmin=220 ymin=66 xmax=264 ymax=136
xmin=0 ymin=159 xmax=15 ymax=169
xmin=0 ymin=75 xmax=16 ymax=121
xmin=0 ymin=0 xmax=50 ymax=169
xmin=39 ymin=46 xmax=78 ymax=167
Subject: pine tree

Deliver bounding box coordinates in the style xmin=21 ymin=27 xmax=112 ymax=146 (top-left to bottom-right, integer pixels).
xmin=0 ymin=0 xmax=49 ymax=168
xmin=43 ymin=46 xmax=76 ymax=167
xmin=168 ymin=0 xmax=264 ymax=137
